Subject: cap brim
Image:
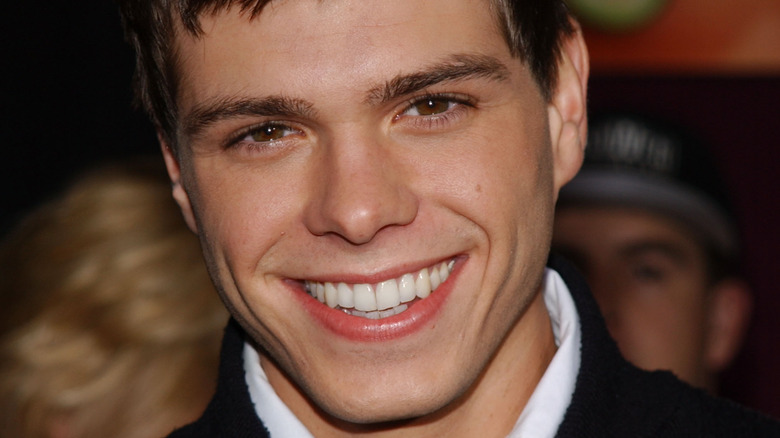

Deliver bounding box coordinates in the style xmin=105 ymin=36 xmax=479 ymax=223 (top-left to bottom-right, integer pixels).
xmin=558 ymin=170 xmax=738 ymax=257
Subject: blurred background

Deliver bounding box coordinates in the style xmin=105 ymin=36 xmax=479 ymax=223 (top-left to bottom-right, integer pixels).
xmin=571 ymin=0 xmax=780 ymax=416
xmin=2 ymin=0 xmax=778 ymax=418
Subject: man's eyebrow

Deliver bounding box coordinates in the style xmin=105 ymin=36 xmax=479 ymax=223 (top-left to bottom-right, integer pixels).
xmin=365 ymin=54 xmax=511 ymax=105
xmin=182 ymin=95 xmax=315 ymax=139
xmin=620 ymin=240 xmax=691 ymax=265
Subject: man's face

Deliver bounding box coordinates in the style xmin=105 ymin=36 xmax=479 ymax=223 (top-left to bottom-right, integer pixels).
xmin=553 ymin=206 xmax=714 ymax=387
xmin=166 ymin=0 xmax=583 ymax=429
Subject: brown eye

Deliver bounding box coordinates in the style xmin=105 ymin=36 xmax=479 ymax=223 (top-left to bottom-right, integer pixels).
xmin=250 ymin=124 xmax=290 ymax=142
xmin=394 ymin=94 xmax=472 ymax=128
xmin=412 ymin=98 xmax=452 ymax=116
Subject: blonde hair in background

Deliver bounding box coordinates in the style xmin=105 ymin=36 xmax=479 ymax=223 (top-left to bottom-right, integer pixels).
xmin=0 ymin=158 xmax=229 ymax=438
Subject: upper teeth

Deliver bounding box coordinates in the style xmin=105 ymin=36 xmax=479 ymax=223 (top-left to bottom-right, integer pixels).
xmin=304 ymin=260 xmax=454 ymax=318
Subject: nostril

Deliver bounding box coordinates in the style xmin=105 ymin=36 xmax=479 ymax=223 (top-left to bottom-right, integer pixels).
xmin=316 ymin=206 xmax=410 ymax=245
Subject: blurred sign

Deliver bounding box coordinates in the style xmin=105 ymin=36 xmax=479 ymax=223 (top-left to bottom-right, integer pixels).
xmin=572 ymin=0 xmax=780 ymax=73
xmin=567 ymin=0 xmax=668 ymax=32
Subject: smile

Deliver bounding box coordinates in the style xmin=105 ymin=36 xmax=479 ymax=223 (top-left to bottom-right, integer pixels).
xmin=304 ymin=259 xmax=455 ymax=320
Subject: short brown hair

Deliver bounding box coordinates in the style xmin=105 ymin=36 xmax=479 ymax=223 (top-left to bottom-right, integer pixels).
xmin=117 ymin=0 xmax=574 ymax=147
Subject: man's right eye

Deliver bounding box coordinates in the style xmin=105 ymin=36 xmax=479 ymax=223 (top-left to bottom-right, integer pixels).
xmin=225 ymin=122 xmax=304 ymax=151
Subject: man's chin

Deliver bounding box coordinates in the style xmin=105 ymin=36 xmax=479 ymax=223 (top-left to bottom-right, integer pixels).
xmin=309 ymin=377 xmax=470 ymax=431
xmin=318 ymin=395 xmax=443 ymax=432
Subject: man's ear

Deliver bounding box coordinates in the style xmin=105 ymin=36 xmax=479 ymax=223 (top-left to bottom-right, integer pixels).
xmin=160 ymin=135 xmax=199 ymax=233
xmin=548 ymin=20 xmax=589 ymax=196
xmin=704 ymin=278 xmax=753 ymax=373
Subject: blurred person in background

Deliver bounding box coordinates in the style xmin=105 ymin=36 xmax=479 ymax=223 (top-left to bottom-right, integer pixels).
xmin=553 ymin=111 xmax=752 ymax=394
xmin=0 ymin=158 xmax=229 ymax=438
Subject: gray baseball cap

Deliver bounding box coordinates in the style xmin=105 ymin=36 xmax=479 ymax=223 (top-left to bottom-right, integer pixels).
xmin=558 ymin=111 xmax=739 ymax=258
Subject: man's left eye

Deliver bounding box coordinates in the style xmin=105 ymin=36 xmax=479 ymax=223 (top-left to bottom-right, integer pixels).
xmin=404 ymin=98 xmax=457 ymax=116
xmin=246 ymin=123 xmax=297 ymax=143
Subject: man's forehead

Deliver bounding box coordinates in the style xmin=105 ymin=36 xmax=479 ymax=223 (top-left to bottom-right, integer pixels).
xmin=174 ymin=0 xmax=498 ymax=31
xmin=172 ymin=0 xmax=515 ymax=108
xmin=175 ymin=0 xmax=503 ymax=48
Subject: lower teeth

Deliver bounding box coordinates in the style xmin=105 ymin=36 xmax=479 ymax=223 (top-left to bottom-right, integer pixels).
xmin=342 ymin=303 xmax=410 ymax=319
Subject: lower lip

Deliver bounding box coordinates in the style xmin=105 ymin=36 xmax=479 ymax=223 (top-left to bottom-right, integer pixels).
xmin=294 ymin=259 xmax=464 ymax=342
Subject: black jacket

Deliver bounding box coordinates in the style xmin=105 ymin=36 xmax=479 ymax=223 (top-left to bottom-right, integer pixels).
xmin=169 ymin=255 xmax=780 ymax=437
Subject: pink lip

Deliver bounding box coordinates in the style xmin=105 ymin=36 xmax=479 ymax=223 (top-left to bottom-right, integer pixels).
xmin=292 ymin=257 xmax=464 ymax=342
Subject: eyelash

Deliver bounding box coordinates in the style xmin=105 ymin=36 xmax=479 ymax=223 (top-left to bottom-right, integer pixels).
xmin=396 ymin=93 xmax=475 ymax=129
xmin=224 ymin=122 xmax=302 ymax=151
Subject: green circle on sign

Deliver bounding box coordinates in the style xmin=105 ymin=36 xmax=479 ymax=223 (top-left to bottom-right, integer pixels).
xmin=567 ymin=0 xmax=668 ymax=32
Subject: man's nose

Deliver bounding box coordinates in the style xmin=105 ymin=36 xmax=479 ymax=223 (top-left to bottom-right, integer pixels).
xmin=303 ymin=133 xmax=419 ymax=245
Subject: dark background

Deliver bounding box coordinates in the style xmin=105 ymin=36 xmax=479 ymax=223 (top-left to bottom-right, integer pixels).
xmin=3 ymin=2 xmax=779 ymax=418
xmin=2 ymin=2 xmax=156 ymax=236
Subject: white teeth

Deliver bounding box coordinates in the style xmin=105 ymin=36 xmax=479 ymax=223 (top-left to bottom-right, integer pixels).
xmin=376 ymin=279 xmax=400 ymax=311
xmin=429 ymin=266 xmax=441 ymax=290
xmin=325 ymin=282 xmax=338 ymax=308
xmin=379 ymin=308 xmax=396 ymax=318
xmin=439 ymin=263 xmax=449 ymax=283
xmin=337 ymin=282 xmax=353 ymax=308
xmin=305 ymin=259 xmax=455 ymax=320
xmin=415 ymin=268 xmax=431 ymax=299
xmin=398 ymin=273 xmax=416 ymax=303
xmin=354 ymin=283 xmax=377 ymax=311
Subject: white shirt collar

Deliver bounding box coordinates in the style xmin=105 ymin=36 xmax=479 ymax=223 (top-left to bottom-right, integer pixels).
xmin=243 ymin=343 xmax=315 ymax=438
xmin=507 ymin=268 xmax=581 ymax=437
xmin=243 ymin=268 xmax=581 ymax=438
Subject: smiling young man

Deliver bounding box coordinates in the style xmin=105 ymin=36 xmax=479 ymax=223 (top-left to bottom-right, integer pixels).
xmin=117 ymin=1 xmax=780 ymax=436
